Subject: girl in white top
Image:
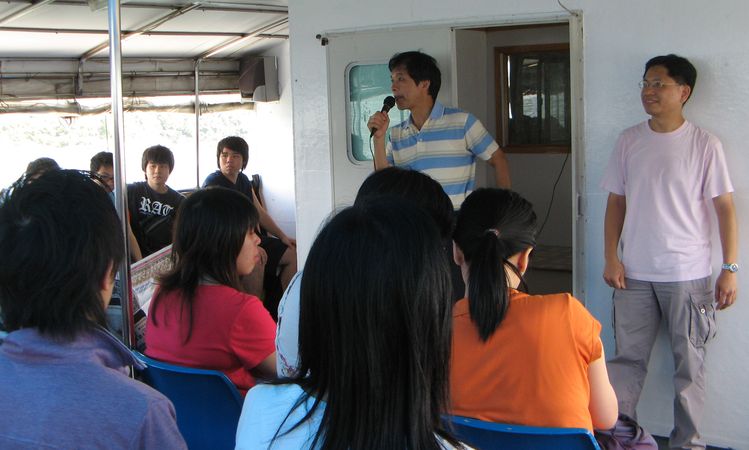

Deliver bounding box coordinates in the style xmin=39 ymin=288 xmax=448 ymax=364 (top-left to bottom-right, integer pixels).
xmin=236 ymin=195 xmax=467 ymax=450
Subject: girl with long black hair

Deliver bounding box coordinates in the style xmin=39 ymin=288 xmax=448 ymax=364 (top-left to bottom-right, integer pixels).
xmin=450 ymin=188 xmax=618 ymax=431
xmin=145 ymin=187 xmax=277 ymax=395
xmin=237 ymin=196 xmax=466 ymax=449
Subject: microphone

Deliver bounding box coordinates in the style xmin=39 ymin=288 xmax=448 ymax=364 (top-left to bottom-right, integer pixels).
xmin=370 ymin=96 xmax=396 ymax=137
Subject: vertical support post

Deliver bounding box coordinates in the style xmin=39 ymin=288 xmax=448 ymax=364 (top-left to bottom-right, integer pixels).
xmin=194 ymin=59 xmax=201 ymax=188
xmin=108 ymin=0 xmax=133 ymax=349
xmin=568 ymin=12 xmax=585 ymax=300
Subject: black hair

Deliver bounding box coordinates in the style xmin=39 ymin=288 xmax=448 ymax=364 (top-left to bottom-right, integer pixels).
xmin=277 ymin=196 xmax=459 ymax=450
xmin=90 ymin=151 xmax=113 ymax=172
xmin=0 ymin=170 xmax=125 ymax=339
xmin=355 ymin=167 xmax=453 ymax=240
xmin=453 ymin=188 xmax=538 ymax=342
xmin=217 ymin=136 xmax=249 ymax=170
xmin=141 ymin=145 xmax=175 ymax=172
xmin=644 ymin=54 xmax=697 ymax=103
xmin=389 ymin=51 xmax=442 ymax=101
xmin=25 ymin=157 xmax=60 ymax=178
xmin=149 ymin=186 xmax=259 ymax=342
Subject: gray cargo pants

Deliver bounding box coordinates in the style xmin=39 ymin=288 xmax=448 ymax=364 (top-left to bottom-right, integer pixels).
xmin=606 ymin=277 xmax=715 ymax=450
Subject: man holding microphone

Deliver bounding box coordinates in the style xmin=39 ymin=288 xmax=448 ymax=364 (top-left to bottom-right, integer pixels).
xmin=368 ymin=50 xmax=510 ymax=210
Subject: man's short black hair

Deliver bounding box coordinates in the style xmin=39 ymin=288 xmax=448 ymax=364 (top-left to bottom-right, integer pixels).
xmin=216 ymin=136 xmax=249 ymax=170
xmin=0 ymin=170 xmax=125 ymax=339
xmin=389 ymin=51 xmax=442 ymax=101
xmin=645 ymin=54 xmax=697 ymax=102
xmin=25 ymin=157 xmax=60 ymax=179
xmin=356 ymin=167 xmax=453 ymax=240
xmin=141 ymin=145 xmax=175 ymax=172
xmin=90 ymin=151 xmax=113 ymax=172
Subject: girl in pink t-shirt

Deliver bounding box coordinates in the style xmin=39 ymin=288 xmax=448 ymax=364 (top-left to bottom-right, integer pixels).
xmin=145 ymin=187 xmax=276 ymax=394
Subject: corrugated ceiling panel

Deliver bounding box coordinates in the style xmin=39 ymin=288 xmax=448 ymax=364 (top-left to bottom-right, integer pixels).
xmin=0 ymin=31 xmax=105 ymax=57
xmin=0 ymin=1 xmax=287 ymax=60
xmin=6 ymin=5 xmax=156 ymax=31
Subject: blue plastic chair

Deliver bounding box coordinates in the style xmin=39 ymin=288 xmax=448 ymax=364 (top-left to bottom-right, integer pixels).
xmin=445 ymin=415 xmax=600 ymax=450
xmin=133 ymin=352 xmax=244 ymax=450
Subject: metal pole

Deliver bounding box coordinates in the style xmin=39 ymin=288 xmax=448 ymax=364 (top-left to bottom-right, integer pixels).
xmin=194 ymin=59 xmax=201 ymax=188
xmin=108 ymin=0 xmax=133 ymax=349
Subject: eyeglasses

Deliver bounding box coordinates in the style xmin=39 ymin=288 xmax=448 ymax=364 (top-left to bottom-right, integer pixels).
xmin=96 ymin=173 xmax=114 ymax=182
xmin=639 ymin=80 xmax=682 ymax=90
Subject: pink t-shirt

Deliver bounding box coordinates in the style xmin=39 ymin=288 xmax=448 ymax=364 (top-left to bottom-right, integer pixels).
xmin=600 ymin=120 xmax=733 ymax=282
xmin=145 ymin=284 xmax=276 ymax=395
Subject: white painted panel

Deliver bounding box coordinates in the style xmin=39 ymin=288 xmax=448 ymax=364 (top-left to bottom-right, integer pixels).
xmin=453 ymin=29 xmax=491 ymax=190
xmin=246 ymin=41 xmax=296 ymax=239
xmin=326 ymin=27 xmax=453 ymax=209
xmin=290 ymin=3 xmax=749 ymax=444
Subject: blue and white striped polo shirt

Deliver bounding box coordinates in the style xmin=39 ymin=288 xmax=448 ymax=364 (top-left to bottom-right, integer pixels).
xmin=386 ymin=101 xmax=498 ymax=209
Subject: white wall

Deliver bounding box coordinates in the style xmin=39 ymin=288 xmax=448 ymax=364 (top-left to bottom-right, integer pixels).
xmin=288 ymin=1 xmax=749 ymax=447
xmin=453 ymin=30 xmax=490 ymax=189
xmin=246 ymin=41 xmax=296 ymax=238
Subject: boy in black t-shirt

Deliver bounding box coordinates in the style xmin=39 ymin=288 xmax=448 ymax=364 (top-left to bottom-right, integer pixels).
xmin=127 ymin=145 xmax=184 ymax=257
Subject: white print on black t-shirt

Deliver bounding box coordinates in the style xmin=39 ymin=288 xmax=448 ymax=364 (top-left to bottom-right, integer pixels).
xmin=138 ymin=197 xmax=175 ymax=216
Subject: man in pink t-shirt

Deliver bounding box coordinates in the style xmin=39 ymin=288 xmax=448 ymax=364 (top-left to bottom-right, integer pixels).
xmin=601 ymin=54 xmax=738 ymax=450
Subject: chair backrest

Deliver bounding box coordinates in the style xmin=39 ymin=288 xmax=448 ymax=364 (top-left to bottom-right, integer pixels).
xmin=445 ymin=415 xmax=600 ymax=450
xmin=133 ymin=352 xmax=244 ymax=450
xmin=250 ymin=173 xmax=265 ymax=207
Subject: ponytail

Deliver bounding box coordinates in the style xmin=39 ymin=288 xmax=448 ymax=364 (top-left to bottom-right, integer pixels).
xmin=454 ymin=188 xmax=538 ymax=343
xmin=467 ymin=231 xmax=510 ymax=341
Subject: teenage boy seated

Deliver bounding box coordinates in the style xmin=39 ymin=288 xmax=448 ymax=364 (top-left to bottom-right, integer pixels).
xmin=203 ymin=136 xmax=297 ymax=318
xmin=0 ymin=169 xmax=186 ymax=449
xmin=128 ymin=145 xmax=184 ymax=257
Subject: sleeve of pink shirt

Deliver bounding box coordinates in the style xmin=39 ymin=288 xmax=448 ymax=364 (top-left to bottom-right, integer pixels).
xmin=702 ymin=135 xmax=734 ymax=199
xmin=229 ymin=296 xmax=277 ymax=370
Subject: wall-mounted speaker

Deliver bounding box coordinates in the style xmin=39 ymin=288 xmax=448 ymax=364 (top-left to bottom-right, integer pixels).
xmin=239 ymin=56 xmax=279 ymax=102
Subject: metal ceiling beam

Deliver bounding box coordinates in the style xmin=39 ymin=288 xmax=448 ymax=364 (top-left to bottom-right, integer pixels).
xmin=0 ymin=71 xmax=237 ymax=78
xmin=0 ymin=101 xmax=253 ymax=115
xmin=2 ymin=0 xmax=287 ymax=14
xmin=0 ymin=56 xmax=237 ymax=62
xmin=0 ymin=25 xmax=287 ymax=39
xmin=198 ymin=16 xmax=287 ymax=59
xmin=79 ymin=2 xmax=201 ymax=61
xmin=0 ymin=0 xmax=56 ymax=26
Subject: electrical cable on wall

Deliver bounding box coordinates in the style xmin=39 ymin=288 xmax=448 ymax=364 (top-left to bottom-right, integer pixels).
xmin=536 ymin=152 xmax=569 ymax=237
xmin=556 ymin=0 xmax=578 ymax=16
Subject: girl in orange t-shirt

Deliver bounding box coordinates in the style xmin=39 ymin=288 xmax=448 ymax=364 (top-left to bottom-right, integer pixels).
xmin=450 ymin=188 xmax=617 ymax=431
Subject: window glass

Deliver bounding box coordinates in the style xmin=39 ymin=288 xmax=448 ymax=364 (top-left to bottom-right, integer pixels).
xmin=0 ymin=94 xmax=252 ymax=190
xmin=347 ymin=64 xmax=407 ymax=162
xmin=496 ymin=46 xmax=570 ymax=153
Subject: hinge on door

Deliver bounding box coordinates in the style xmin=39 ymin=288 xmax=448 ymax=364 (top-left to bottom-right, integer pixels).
xmin=577 ymin=193 xmax=584 ymax=219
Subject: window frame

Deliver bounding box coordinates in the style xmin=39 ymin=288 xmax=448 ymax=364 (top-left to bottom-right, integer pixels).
xmin=494 ymin=43 xmax=571 ymax=154
xmin=345 ymin=61 xmax=404 ymax=164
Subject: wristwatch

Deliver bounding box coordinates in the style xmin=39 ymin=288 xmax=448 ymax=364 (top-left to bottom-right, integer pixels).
xmin=721 ymin=263 xmax=739 ymax=273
